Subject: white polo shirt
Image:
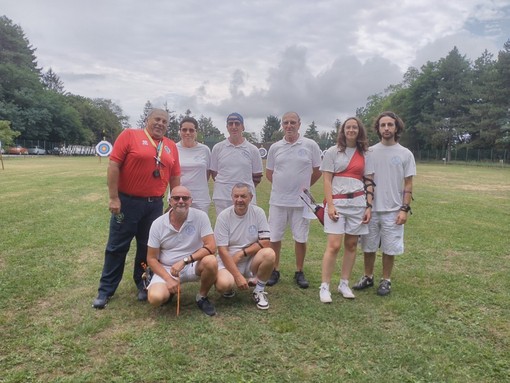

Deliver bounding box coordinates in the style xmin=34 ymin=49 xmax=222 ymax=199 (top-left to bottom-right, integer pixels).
xmin=210 ymin=138 xmax=263 ymax=203
xmin=214 ymin=204 xmax=270 ymax=258
xmin=176 ymin=142 xmax=211 ymax=207
xmin=148 ymin=207 xmax=214 ymax=267
xmin=266 ymin=136 xmax=322 ymax=207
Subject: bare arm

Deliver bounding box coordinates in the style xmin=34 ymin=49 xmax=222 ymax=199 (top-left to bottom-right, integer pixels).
xmin=169 ymin=175 xmax=180 ymax=190
xmin=107 ymin=160 xmax=121 ymax=214
xmin=310 ymin=166 xmax=322 ymax=186
xmin=322 ymin=171 xmax=337 ymax=220
xmin=252 ymin=172 xmax=263 ymax=187
xmin=266 ymin=169 xmax=273 ymax=183
xmin=396 ymin=176 xmax=413 ymax=225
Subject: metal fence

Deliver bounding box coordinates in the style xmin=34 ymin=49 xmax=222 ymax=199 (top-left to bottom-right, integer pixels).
xmin=10 ymin=140 xmax=96 ymax=156
xmin=413 ymin=148 xmax=509 ymax=164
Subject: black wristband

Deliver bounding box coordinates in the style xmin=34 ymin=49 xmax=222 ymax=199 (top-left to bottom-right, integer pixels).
xmin=202 ymin=245 xmax=213 ymax=254
xmin=189 ymin=254 xmax=195 ymax=263
xmin=400 ymin=204 xmax=411 ymax=212
xmin=366 ymin=202 xmax=372 ymax=208
xmin=242 ymin=248 xmax=248 ymax=257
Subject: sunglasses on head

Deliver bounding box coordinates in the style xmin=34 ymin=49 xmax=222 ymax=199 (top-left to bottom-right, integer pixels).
xmin=170 ymin=196 xmax=191 ymax=202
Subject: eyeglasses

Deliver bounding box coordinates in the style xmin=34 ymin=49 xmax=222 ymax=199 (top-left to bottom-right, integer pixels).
xmin=170 ymin=196 xmax=191 ymax=202
xmin=227 ymin=121 xmax=242 ymax=127
xmin=180 ymin=128 xmax=196 ymax=133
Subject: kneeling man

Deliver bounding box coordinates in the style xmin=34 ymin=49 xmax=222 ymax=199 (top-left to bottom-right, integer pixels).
xmin=147 ymin=186 xmax=218 ymax=316
xmin=214 ymin=183 xmax=276 ymax=310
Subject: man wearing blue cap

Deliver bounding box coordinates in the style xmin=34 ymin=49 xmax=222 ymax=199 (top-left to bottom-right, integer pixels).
xmin=210 ymin=113 xmax=263 ymax=215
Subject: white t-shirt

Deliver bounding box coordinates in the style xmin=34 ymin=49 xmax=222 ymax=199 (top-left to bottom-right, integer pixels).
xmin=366 ymin=142 xmax=416 ymax=212
xmin=147 ymin=208 xmax=214 ymax=267
xmin=320 ymin=146 xmax=372 ymax=208
xmin=266 ymin=136 xmax=322 ymax=207
xmin=214 ymin=204 xmax=270 ymax=259
xmin=210 ymin=139 xmax=263 ymax=203
xmin=176 ymin=142 xmax=211 ymax=206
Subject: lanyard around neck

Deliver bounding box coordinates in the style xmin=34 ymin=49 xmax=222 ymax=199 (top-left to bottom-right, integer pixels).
xmin=144 ymin=128 xmax=164 ymax=164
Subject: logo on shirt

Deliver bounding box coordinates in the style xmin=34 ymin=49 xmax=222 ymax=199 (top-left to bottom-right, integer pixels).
xmin=298 ymin=148 xmax=308 ymax=157
xmin=142 ymin=140 xmax=149 ymax=146
xmin=183 ymin=225 xmax=196 ymax=236
xmin=165 ymin=146 xmax=171 ymax=154
xmin=248 ymin=225 xmax=257 ymax=236
xmin=391 ymin=156 xmax=402 ymax=165
xmin=194 ymin=155 xmax=206 ymax=163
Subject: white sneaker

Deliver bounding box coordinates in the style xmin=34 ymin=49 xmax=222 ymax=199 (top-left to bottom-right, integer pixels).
xmin=319 ymin=286 xmax=332 ymax=303
xmin=338 ymin=282 xmax=355 ymax=299
xmin=252 ymin=291 xmax=269 ymax=310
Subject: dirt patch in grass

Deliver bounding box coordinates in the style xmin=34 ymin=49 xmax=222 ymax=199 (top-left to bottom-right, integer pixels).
xmin=82 ymin=193 xmax=104 ymax=202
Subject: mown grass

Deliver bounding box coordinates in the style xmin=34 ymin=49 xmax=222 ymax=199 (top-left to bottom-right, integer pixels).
xmin=1 ymin=156 xmax=509 ymax=382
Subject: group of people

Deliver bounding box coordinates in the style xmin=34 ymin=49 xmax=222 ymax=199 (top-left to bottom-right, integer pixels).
xmin=92 ymin=108 xmax=416 ymax=316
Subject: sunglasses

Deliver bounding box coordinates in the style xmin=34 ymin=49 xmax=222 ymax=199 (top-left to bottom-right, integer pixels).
xmin=170 ymin=196 xmax=191 ymax=202
xmin=180 ymin=128 xmax=196 ymax=133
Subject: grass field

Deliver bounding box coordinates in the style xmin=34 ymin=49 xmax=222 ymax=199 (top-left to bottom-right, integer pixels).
xmin=1 ymin=156 xmax=509 ymax=382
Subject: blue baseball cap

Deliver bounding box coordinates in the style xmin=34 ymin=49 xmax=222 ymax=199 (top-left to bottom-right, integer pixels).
xmin=227 ymin=112 xmax=244 ymax=124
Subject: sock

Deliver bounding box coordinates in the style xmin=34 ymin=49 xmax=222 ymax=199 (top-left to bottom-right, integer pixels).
xmin=196 ymin=293 xmax=206 ymax=302
xmin=253 ymin=280 xmax=267 ymax=293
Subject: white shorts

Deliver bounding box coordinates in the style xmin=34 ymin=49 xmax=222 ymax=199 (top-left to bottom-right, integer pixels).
xmin=360 ymin=211 xmax=404 ymax=255
xmin=192 ymin=201 xmax=211 ymax=214
xmin=218 ymin=256 xmax=255 ymax=278
xmin=268 ymin=205 xmax=310 ymax=243
xmin=148 ymin=263 xmax=199 ymax=287
xmin=213 ymin=199 xmax=233 ymax=216
xmin=324 ymin=204 xmax=368 ymax=236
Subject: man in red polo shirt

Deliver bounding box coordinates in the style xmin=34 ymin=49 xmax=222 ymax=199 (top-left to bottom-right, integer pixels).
xmin=93 ymin=108 xmax=181 ymax=309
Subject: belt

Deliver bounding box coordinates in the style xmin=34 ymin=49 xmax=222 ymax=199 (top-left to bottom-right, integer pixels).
xmin=332 ymin=191 xmax=365 ymax=199
xmin=119 ymin=192 xmax=163 ymax=202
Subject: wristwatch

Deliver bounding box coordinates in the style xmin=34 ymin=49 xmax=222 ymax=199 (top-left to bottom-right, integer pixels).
xmin=183 ymin=257 xmax=190 ymax=265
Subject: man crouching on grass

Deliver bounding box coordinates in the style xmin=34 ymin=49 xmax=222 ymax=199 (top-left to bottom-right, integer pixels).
xmin=146 ymin=186 xmax=218 ymax=316
xmin=214 ymin=183 xmax=276 ymax=310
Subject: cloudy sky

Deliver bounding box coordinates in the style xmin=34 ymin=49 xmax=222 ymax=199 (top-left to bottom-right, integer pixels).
xmin=3 ymin=0 xmax=510 ymax=136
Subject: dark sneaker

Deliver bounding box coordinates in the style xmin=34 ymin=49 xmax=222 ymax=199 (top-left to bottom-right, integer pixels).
xmin=294 ymin=271 xmax=309 ymax=289
xmin=197 ymin=296 xmax=216 ymax=316
xmin=222 ymin=290 xmax=236 ymax=299
xmin=92 ymin=295 xmax=110 ymax=309
xmin=377 ymin=279 xmax=391 ymax=296
xmin=266 ymin=270 xmax=280 ymax=287
xmin=352 ymin=275 xmax=374 ymax=290
xmin=137 ymin=289 xmax=148 ymax=301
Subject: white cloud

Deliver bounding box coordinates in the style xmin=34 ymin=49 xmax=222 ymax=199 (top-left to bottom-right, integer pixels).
xmin=2 ymin=0 xmax=509 ymax=136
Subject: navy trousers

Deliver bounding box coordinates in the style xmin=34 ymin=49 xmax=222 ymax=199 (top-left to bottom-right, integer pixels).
xmin=96 ymin=193 xmax=163 ymax=298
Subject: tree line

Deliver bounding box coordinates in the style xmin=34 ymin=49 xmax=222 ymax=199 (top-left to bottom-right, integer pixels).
xmin=2 ymin=14 xmax=509 ymax=158
xmin=356 ymin=43 xmax=510 ymax=160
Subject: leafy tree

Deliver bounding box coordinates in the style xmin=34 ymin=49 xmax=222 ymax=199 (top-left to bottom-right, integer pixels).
xmin=261 ymin=115 xmax=281 ymax=143
xmin=198 ymin=115 xmax=225 ymax=148
xmin=243 ymin=131 xmax=258 ymax=144
xmin=0 ymin=120 xmax=20 ymax=147
xmin=430 ymin=47 xmax=472 ymax=160
xmin=42 ymin=68 xmax=65 ymax=94
xmin=0 ymin=16 xmax=45 ymax=136
xmin=304 ymin=121 xmax=319 ymax=141
xmin=137 ymin=100 xmax=153 ymax=128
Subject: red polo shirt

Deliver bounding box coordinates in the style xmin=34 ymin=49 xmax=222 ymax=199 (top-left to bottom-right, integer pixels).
xmin=110 ymin=128 xmax=180 ymax=197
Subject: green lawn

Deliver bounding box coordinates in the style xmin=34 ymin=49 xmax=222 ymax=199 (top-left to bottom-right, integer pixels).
xmin=1 ymin=156 xmax=509 ymax=382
